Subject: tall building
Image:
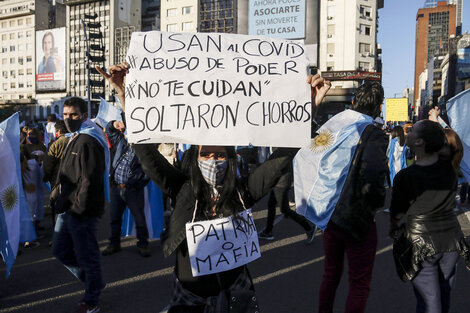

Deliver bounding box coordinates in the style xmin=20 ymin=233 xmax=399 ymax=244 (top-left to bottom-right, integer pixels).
xmin=62 ymin=0 xmax=141 ymax=115
xmin=315 ymin=0 xmax=384 ymax=121
xmin=424 ymin=0 xmax=439 ymax=8
xmin=199 ymin=0 xmax=236 ymax=33
xmin=160 ymin=0 xmax=198 ymax=33
xmin=0 ymin=0 xmax=65 ymax=121
xmin=424 ymin=1 xmax=463 ymax=35
xmin=413 ymin=1 xmax=456 ymax=109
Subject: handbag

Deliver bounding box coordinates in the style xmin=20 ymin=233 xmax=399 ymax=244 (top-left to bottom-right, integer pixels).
xmin=392 ymin=225 xmax=418 ymax=282
xmin=214 ymin=289 xmax=259 ymax=313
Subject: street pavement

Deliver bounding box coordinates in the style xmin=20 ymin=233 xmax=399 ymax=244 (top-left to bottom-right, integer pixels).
xmin=1 ymin=191 xmax=470 ymax=313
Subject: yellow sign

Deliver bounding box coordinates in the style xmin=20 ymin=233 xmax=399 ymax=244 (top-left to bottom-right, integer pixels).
xmin=386 ymin=98 xmax=409 ymax=122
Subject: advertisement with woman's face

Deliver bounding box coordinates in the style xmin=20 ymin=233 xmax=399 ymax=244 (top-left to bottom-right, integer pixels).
xmin=36 ymin=28 xmax=66 ymax=92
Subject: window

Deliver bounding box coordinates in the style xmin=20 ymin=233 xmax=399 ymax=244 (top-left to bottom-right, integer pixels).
xmin=2 ymin=83 xmax=7 ymax=90
xmin=10 ymin=70 xmax=16 ymax=77
xmin=19 ymin=69 xmax=24 ymax=75
xmin=1 ymin=22 xmax=6 ymax=28
xmin=10 ymin=33 xmax=15 ymax=39
xmin=167 ymin=8 xmax=177 ymax=17
xmin=1 ymin=34 xmax=6 ymax=40
xmin=2 ymin=71 xmax=7 ymax=78
xmin=26 ymin=18 xmax=32 ymax=25
xmin=1 ymin=58 xmax=6 ymax=65
xmin=18 ymin=32 xmax=23 ymax=39
xmin=10 ymin=45 xmax=15 ymax=52
xmin=10 ymin=83 xmax=16 ymax=89
xmin=26 ymin=31 xmax=32 ymax=37
xmin=18 ymin=44 xmax=24 ymax=51
xmin=182 ymin=22 xmax=193 ymax=31
xmin=27 ymin=81 xmax=33 ymax=88
xmin=26 ymin=43 xmax=32 ymax=50
xmin=1 ymin=47 xmax=7 ymax=53
xmin=359 ymin=62 xmax=370 ymax=71
xmin=10 ymin=58 xmax=15 ymax=64
xmin=9 ymin=20 xmax=15 ymax=27
xmin=19 ymin=83 xmax=24 ymax=88
xmin=360 ymin=5 xmax=371 ymax=18
xmin=359 ymin=43 xmax=371 ymax=54
xmin=182 ymin=6 xmax=192 ymax=15
xmin=18 ymin=19 xmax=23 ymax=26
xmin=18 ymin=57 xmax=24 ymax=65
xmin=327 ymin=6 xmax=335 ymax=19
xmin=327 ymin=25 xmax=335 ymax=37
xmin=327 ymin=62 xmax=334 ymax=71
xmin=359 ymin=24 xmax=371 ymax=36
xmin=167 ymin=24 xmax=177 ymax=32
xmin=327 ymin=43 xmax=335 ymax=54
xmin=27 ymin=68 xmax=32 ymax=75
xmin=27 ymin=56 xmax=32 ymax=62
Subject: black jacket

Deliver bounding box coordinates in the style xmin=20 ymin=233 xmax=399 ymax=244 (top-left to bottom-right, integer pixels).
xmin=56 ymin=134 xmax=105 ymax=218
xmin=133 ymin=144 xmax=295 ymax=297
xmin=329 ymin=125 xmax=389 ymax=242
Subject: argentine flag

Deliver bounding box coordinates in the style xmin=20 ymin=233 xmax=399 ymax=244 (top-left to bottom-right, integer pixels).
xmin=121 ymin=180 xmax=164 ymax=239
xmin=0 ymin=113 xmax=30 ymax=277
xmin=388 ymin=137 xmax=407 ymax=185
xmin=447 ymin=88 xmax=470 ymax=182
xmin=294 ymin=110 xmax=373 ymax=231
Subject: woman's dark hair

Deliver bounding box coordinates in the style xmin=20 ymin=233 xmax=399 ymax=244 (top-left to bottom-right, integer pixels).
xmin=42 ymin=31 xmax=55 ymax=51
xmin=391 ymin=126 xmax=405 ymax=146
xmin=183 ymin=145 xmax=242 ymax=219
xmin=351 ymin=82 xmax=384 ymax=118
xmin=444 ymin=128 xmax=463 ymax=171
xmin=416 ymin=120 xmax=446 ymax=154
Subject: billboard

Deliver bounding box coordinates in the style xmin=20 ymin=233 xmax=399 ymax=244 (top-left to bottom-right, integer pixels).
xmin=36 ymin=28 xmax=66 ymax=92
xmin=249 ymin=0 xmax=306 ymax=39
xmin=386 ymin=98 xmax=409 ymax=122
xmin=457 ymin=47 xmax=470 ymax=80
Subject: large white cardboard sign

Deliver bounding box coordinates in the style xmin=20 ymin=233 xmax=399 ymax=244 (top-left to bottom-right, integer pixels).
xmin=185 ymin=209 xmax=261 ymax=277
xmin=125 ymin=31 xmax=311 ymax=147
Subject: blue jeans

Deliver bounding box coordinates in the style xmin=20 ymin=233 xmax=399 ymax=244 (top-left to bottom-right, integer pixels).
xmin=411 ymin=252 xmax=459 ymax=313
xmin=109 ymin=184 xmax=149 ymax=248
xmin=52 ymin=212 xmax=103 ymax=306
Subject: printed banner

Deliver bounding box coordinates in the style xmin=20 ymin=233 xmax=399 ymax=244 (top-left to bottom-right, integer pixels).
xmin=125 ymin=31 xmax=311 ymax=147
xmin=185 ymin=209 xmax=261 ymax=277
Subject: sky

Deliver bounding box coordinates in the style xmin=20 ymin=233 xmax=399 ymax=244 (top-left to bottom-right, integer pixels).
xmin=378 ymin=0 xmax=470 ymax=100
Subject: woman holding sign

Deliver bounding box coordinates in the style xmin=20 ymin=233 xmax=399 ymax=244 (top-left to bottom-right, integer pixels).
xmin=98 ymin=63 xmax=330 ymax=313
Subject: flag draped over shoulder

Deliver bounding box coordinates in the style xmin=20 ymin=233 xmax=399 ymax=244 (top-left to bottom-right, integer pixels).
xmin=294 ymin=110 xmax=373 ymax=231
xmin=0 ymin=114 xmax=26 ymax=277
xmin=66 ymin=124 xmax=111 ymax=202
xmin=94 ymin=98 xmax=123 ymax=129
xmin=447 ymin=88 xmax=470 ymax=182
xmin=121 ymin=180 xmax=164 ymax=239
xmin=388 ymin=138 xmax=407 ymax=185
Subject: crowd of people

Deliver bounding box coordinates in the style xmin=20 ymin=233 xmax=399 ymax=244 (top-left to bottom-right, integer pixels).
xmin=5 ymin=63 xmax=469 ymax=313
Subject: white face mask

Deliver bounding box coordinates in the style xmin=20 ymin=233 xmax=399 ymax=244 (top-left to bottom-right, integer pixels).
xmin=198 ymin=159 xmax=228 ymax=186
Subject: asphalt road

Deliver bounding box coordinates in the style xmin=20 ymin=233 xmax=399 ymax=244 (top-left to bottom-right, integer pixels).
xmin=1 ymin=192 xmax=470 ymax=313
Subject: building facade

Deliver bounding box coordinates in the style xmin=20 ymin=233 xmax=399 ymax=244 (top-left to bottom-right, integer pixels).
xmin=160 ymin=0 xmax=198 ymax=33
xmin=61 ymin=0 xmax=141 ymax=115
xmin=414 ymin=1 xmax=456 ymax=109
xmin=0 ymin=0 xmax=67 ymax=121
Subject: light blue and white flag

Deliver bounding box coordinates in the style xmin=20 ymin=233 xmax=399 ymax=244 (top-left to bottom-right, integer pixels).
xmin=121 ymin=180 xmax=164 ymax=239
xmin=447 ymin=88 xmax=470 ymax=182
xmin=388 ymin=138 xmax=407 ymax=186
xmin=0 ymin=114 xmax=26 ymax=277
xmin=95 ymin=97 xmax=123 ymax=129
xmin=294 ymin=110 xmax=374 ymax=231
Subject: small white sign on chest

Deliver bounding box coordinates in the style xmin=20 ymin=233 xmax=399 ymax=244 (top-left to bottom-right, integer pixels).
xmin=185 ymin=209 xmax=261 ymax=277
